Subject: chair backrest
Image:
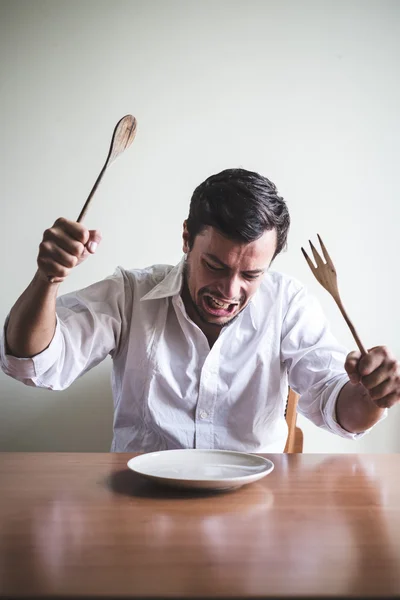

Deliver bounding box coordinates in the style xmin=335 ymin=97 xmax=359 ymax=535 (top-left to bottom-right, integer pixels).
xmin=284 ymin=388 xmax=303 ymax=453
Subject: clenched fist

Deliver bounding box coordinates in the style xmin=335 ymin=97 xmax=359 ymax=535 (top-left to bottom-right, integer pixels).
xmin=37 ymin=217 xmax=102 ymax=283
xmin=345 ymin=346 xmax=400 ymax=409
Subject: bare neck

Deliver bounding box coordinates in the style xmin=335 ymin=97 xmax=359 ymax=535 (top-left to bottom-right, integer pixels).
xmin=180 ymin=285 xmax=222 ymax=349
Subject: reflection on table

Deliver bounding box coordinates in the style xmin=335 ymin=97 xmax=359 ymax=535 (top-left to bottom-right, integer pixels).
xmin=1 ymin=452 xmax=400 ymax=598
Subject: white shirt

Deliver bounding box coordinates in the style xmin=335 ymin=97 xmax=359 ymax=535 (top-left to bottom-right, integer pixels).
xmin=0 ymin=259 xmax=367 ymax=452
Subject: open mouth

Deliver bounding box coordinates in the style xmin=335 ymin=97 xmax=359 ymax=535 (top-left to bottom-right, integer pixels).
xmin=202 ymin=294 xmax=239 ymax=317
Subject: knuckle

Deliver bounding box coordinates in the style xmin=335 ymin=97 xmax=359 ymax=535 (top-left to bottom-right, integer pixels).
xmin=376 ymin=397 xmax=388 ymax=409
xmin=360 ymin=375 xmax=370 ymax=388
xmin=345 ymin=356 xmax=358 ymax=368
xmin=381 ymin=382 xmax=392 ymax=397
xmin=51 ymin=264 xmax=69 ymax=278
xmin=42 ymin=228 xmax=54 ymax=241
xmin=38 ymin=260 xmax=61 ymax=278
xmin=39 ymin=240 xmax=51 ymax=255
xmin=385 ymin=396 xmax=398 ymax=409
xmin=67 ymin=254 xmax=79 ymax=268
xmin=73 ymin=224 xmax=89 ymax=244
xmin=76 ymin=231 xmax=87 ymax=244
xmin=73 ymin=240 xmax=85 ymax=255
xmin=381 ymin=345 xmax=395 ymax=361
xmin=359 ymin=360 xmax=371 ymax=376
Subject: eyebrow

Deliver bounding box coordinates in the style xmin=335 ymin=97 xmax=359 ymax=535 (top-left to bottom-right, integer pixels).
xmin=204 ymin=253 xmax=266 ymax=275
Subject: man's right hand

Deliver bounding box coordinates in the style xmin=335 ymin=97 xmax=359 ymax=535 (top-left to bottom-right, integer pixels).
xmin=37 ymin=217 xmax=102 ymax=284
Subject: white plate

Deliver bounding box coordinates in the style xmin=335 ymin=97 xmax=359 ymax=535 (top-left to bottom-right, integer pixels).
xmin=127 ymin=449 xmax=274 ymax=490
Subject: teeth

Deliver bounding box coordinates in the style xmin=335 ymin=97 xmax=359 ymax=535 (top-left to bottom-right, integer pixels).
xmin=209 ymin=296 xmax=230 ymax=309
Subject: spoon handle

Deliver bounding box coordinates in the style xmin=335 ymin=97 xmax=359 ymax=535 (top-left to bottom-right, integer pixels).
xmin=46 ymin=163 xmax=107 ymax=284
xmin=76 ymin=161 xmax=108 ymax=223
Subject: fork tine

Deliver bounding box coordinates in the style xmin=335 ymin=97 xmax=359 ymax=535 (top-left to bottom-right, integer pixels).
xmin=317 ymin=234 xmax=335 ymax=268
xmin=301 ymin=247 xmax=317 ymax=274
xmin=309 ymin=240 xmax=325 ymax=268
xmin=302 ymin=234 xmax=367 ymax=356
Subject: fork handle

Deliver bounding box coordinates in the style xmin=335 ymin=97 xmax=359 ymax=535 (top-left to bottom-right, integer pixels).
xmin=335 ymin=298 xmax=367 ymax=356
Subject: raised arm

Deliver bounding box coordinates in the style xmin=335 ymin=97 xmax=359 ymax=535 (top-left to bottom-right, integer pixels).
xmin=6 ymin=217 xmax=101 ymax=358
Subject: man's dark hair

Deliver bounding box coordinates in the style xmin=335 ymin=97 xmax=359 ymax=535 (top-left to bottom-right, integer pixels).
xmin=186 ymin=168 xmax=290 ymax=259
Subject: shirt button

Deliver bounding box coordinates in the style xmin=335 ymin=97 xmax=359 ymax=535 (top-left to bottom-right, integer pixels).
xmin=199 ymin=410 xmax=208 ymax=420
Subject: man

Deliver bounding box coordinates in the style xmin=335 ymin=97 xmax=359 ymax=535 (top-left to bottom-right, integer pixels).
xmin=1 ymin=169 xmax=399 ymax=452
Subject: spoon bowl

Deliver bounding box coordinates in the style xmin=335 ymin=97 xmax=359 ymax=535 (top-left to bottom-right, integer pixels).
xmin=77 ymin=114 xmax=137 ymax=222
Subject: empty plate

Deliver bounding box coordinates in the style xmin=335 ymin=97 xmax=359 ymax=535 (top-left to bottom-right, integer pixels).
xmin=127 ymin=449 xmax=274 ymax=490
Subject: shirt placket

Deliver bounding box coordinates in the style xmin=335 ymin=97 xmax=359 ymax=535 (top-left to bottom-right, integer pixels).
xmin=172 ymin=294 xmax=223 ymax=450
xmin=194 ymin=344 xmax=221 ymax=449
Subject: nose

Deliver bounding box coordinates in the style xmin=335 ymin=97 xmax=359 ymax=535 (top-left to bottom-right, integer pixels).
xmin=220 ymin=274 xmax=242 ymax=301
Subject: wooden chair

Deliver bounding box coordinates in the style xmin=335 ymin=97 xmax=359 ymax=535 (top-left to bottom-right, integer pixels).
xmin=284 ymin=388 xmax=303 ymax=453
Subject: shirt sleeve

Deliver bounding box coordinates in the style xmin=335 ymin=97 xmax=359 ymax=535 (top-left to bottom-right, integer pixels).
xmin=0 ymin=268 xmax=132 ymax=391
xmin=280 ymin=283 xmax=387 ymax=439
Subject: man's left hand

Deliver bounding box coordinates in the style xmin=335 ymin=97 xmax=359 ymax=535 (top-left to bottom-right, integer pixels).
xmin=345 ymin=346 xmax=400 ymax=409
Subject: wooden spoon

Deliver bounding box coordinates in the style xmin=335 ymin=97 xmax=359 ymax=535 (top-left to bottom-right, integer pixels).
xmin=76 ymin=114 xmax=137 ymax=222
xmin=47 ymin=115 xmax=137 ymax=283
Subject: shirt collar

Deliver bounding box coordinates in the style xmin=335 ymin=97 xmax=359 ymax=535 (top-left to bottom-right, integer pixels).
xmin=140 ymin=257 xmax=185 ymax=301
xmin=248 ymin=283 xmax=262 ymax=330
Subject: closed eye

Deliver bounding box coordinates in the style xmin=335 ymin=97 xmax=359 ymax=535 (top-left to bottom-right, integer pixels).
xmin=204 ymin=260 xmax=225 ymax=272
xmin=243 ymin=272 xmax=262 ymax=281
xmin=203 ymin=258 xmax=264 ymax=280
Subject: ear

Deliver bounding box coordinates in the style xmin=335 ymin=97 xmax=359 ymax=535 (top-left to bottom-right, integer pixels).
xmin=182 ymin=220 xmax=190 ymax=254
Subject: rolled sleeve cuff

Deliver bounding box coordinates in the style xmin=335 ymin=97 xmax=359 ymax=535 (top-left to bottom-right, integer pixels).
xmin=0 ymin=315 xmax=63 ymax=380
xmin=323 ymin=374 xmax=388 ymax=439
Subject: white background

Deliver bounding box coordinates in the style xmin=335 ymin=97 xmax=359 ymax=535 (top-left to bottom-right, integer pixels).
xmin=0 ymin=0 xmax=399 ymax=452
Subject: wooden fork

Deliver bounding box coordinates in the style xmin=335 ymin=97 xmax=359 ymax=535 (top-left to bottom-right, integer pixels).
xmin=301 ymin=234 xmax=367 ymax=356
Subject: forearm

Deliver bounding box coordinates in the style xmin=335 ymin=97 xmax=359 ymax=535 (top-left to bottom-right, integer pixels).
xmin=335 ymin=381 xmax=385 ymax=433
xmin=6 ymin=271 xmax=60 ymax=358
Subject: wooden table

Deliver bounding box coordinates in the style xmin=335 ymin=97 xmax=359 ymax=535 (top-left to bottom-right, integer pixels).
xmin=1 ymin=453 xmax=400 ymax=598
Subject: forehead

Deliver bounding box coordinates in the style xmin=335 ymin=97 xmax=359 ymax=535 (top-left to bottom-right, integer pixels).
xmin=193 ymin=226 xmax=277 ymax=268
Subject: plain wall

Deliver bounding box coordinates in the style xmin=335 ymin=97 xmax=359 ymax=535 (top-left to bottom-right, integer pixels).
xmin=0 ymin=0 xmax=399 ymax=452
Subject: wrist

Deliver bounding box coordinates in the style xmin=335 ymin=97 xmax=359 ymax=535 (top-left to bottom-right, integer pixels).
xmin=32 ymin=270 xmax=61 ymax=295
xmin=336 ymin=381 xmax=385 ymax=433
